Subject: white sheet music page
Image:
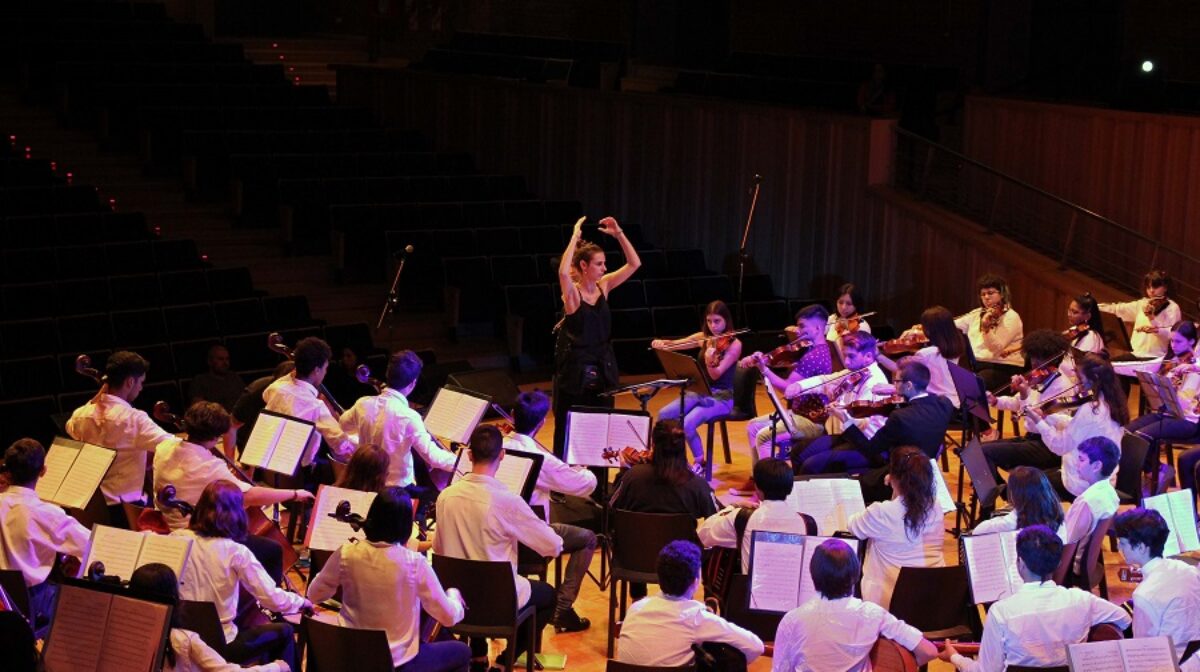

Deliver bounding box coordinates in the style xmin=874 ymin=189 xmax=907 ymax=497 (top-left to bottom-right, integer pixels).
xmin=608 ymin=414 xmax=651 ymax=453
xmin=85 ymin=525 xmax=143 ymax=582
xmin=307 ymin=485 xmax=377 ymax=552
xmin=787 ymin=481 xmax=840 ymax=536
xmin=425 ymin=388 xmax=488 ymax=444
xmin=241 ymin=412 xmax=283 ymax=467
xmin=1067 ymin=640 xmax=1128 ymax=672
xmin=97 ymin=595 xmax=171 ymax=672
xmin=137 ymin=533 xmax=192 ymax=579
xmin=43 ymin=584 xmax=110 ymax=672
xmin=963 ymin=531 xmax=1020 ymax=604
xmin=932 ymin=459 xmax=957 ymax=514
xmin=829 ymin=478 xmax=866 ymax=530
xmin=1145 ymin=490 xmax=1200 ymax=557
xmin=56 ymin=443 xmax=115 ymax=510
xmin=37 ymin=439 xmax=80 ymax=503
xmin=748 ymin=531 xmax=805 ymax=612
xmin=565 ymin=411 xmax=613 ymax=467
xmin=1118 ymin=636 xmax=1180 ymax=672
xmin=265 ymin=418 xmax=313 ymax=475
xmin=492 ymin=450 xmax=536 ymax=498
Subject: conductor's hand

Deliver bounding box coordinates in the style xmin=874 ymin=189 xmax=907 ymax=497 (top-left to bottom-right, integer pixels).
xmin=572 ymin=216 xmax=586 ymax=237
xmin=651 ymin=339 xmax=668 ymax=350
xmin=597 ymin=216 xmax=622 ymax=236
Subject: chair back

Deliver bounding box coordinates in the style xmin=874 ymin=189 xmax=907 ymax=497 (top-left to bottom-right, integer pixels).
xmin=1116 ymin=432 xmax=1151 ymax=504
xmin=177 ymin=600 xmax=226 ymax=654
xmin=302 ymin=616 xmax=394 ymax=672
xmin=729 ymin=365 xmax=758 ymax=421
xmin=1087 ymin=623 xmax=1124 ymax=641
xmin=431 ymin=555 xmax=518 ymax=628
xmin=888 ymin=565 xmax=978 ymax=640
xmin=868 ymin=637 xmax=919 ymax=672
xmin=946 ymin=362 xmax=992 ymax=431
xmin=611 ymin=510 xmax=699 ymax=577
xmin=721 ymin=574 xmax=782 ymax=642
xmin=0 ymin=611 xmax=36 ymax=672
xmin=1077 ymin=517 xmax=1114 ymax=591
xmin=1052 ymin=540 xmax=1080 ymax=585
xmin=0 ymin=571 xmax=31 ymax=623
xmin=605 ymin=660 xmax=695 ymax=672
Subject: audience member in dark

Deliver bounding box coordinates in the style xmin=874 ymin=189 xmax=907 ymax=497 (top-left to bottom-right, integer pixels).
xmin=188 ymin=344 xmax=245 ymax=412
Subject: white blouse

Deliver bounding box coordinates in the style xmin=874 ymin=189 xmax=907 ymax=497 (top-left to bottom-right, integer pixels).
xmin=956 ymin=308 xmax=1024 ymax=367
xmin=846 ymin=497 xmax=945 ymax=609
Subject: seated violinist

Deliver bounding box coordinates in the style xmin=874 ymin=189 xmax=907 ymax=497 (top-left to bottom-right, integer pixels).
xmin=825 ymin=283 xmax=872 ymax=360
xmin=877 ymin=306 xmax=970 ymax=409
xmin=737 ymin=305 xmax=834 ymax=483
xmin=787 ymin=332 xmax=890 ymax=473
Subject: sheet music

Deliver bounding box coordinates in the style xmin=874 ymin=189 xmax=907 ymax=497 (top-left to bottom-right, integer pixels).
xmin=424 ymin=388 xmax=489 ymax=444
xmin=1144 ymin=489 xmax=1200 ymax=557
xmin=932 ymin=460 xmax=957 ymax=514
xmin=56 ymin=444 xmax=115 ymax=510
xmin=85 ymin=525 xmax=143 ymax=582
xmin=565 ymin=411 xmax=614 ymax=467
xmin=788 ymin=479 xmax=866 ymax=535
xmin=241 ymin=412 xmax=283 ymax=467
xmin=963 ymin=531 xmax=1022 ymax=604
xmin=1118 ymin=637 xmax=1180 ymax=672
xmin=266 ymin=419 xmax=313 ymax=475
xmin=137 ymin=533 xmax=192 ymax=579
xmin=608 ymin=415 xmax=651 ymax=452
xmin=43 ymin=584 xmax=110 ymax=672
xmin=307 ymin=485 xmax=377 ymax=551
xmin=1068 ymin=640 xmax=1128 ymax=672
xmin=97 ymin=595 xmax=170 ymax=672
xmin=748 ymin=531 xmax=805 ymax=612
xmin=453 ymin=448 xmax=535 ymax=498
xmin=797 ymin=536 xmax=861 ymax=606
xmin=37 ymin=439 xmax=80 ymax=503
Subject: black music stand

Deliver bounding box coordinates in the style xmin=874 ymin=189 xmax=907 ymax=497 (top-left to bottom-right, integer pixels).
xmin=654 ymin=349 xmax=714 ymax=416
xmin=601 ymin=378 xmax=690 ymax=413
xmin=1136 ymin=370 xmax=1186 ymax=496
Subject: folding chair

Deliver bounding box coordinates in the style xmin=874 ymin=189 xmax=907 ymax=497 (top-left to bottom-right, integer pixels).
xmin=888 ymin=565 xmax=980 ymax=641
xmin=302 ymin=615 xmax=394 ymax=672
xmin=431 ymin=555 xmax=538 ymax=672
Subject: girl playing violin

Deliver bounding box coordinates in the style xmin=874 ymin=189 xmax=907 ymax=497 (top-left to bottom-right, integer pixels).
xmin=1125 ymin=321 xmax=1200 ymax=491
xmin=1067 ymin=293 xmax=1106 ymax=354
xmin=955 ymin=273 xmax=1024 ymax=391
xmin=652 ymin=300 xmax=743 ymax=477
xmin=825 ymin=283 xmax=872 ymax=359
xmin=877 ymin=306 xmax=970 ymax=409
xmin=1099 ymin=270 xmax=1180 ymax=358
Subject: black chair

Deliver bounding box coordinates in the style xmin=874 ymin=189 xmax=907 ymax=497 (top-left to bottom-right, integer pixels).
xmin=0 ymin=356 xmax=61 ymax=398
xmin=1115 ymin=431 xmax=1151 ymax=505
xmin=57 ymin=313 xmax=114 ymax=352
xmin=611 ymin=308 xmax=654 ymax=339
xmin=302 ymin=616 xmax=394 ymax=672
xmin=431 ymin=555 xmax=537 ymax=672
xmin=213 ymin=298 xmax=266 ymax=335
xmin=651 ymin=306 xmax=698 ymax=338
xmin=644 ymin=278 xmax=691 ymax=307
xmin=164 ymin=303 xmax=220 ymax=340
xmin=607 ymin=280 xmax=646 ymax=310
xmin=664 ymin=249 xmax=707 ymax=277
xmin=159 ymin=269 xmax=210 ymax=305
xmin=108 ymin=273 xmax=163 ymax=309
xmin=0 ymin=570 xmax=32 ymax=624
xmin=207 ymin=267 xmax=256 ymax=300
xmin=688 ymin=275 xmax=734 ymax=304
xmin=1065 ymin=517 xmax=1113 ymax=599
xmin=0 ymin=611 xmax=36 ymax=672
xmin=176 ymin=600 xmax=227 ymax=656
xmin=608 ymin=511 xmax=699 ymax=657
xmin=111 ymin=308 xmax=168 ymax=346
xmin=0 ymin=396 xmax=58 ymax=453
xmin=742 ymin=300 xmax=789 ymax=331
xmin=888 ymin=565 xmax=979 ymax=642
xmin=264 ymin=295 xmax=318 ymax=329
xmin=0 ymin=319 xmax=58 ymax=358
xmin=1 ymin=282 xmax=55 ymax=319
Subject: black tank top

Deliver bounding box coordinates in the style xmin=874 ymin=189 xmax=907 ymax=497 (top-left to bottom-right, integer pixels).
xmin=555 ymin=290 xmax=618 ymax=394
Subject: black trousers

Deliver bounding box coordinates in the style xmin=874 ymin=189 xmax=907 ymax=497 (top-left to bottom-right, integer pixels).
xmin=225 ymin=621 xmax=297 ymax=669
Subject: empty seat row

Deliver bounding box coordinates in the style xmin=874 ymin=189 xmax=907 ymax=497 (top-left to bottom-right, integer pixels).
xmin=0 ymin=184 xmax=105 ymax=216
xmin=58 ymin=60 xmax=285 ymax=88
xmin=0 ymin=238 xmax=203 ymax=284
xmin=414 ymin=49 xmax=574 ymax=85
xmin=0 ymin=158 xmax=60 ymax=187
xmin=2 ymin=267 xmax=251 ymax=319
xmin=0 ymin=211 xmax=150 ymax=250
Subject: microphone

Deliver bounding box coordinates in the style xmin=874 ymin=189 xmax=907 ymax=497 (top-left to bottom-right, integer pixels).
xmin=753 ymin=174 xmax=763 ymax=184
xmin=394 ymin=244 xmax=414 ymax=259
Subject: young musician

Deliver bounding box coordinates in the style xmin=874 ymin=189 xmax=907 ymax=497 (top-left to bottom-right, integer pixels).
xmin=940 ymin=526 xmax=1130 ymax=671
xmin=334 ymin=443 xmax=391 ymax=492
xmin=616 ymin=540 xmax=763 ymax=667
xmin=846 ymin=446 xmax=945 ymax=609
xmin=339 ymin=350 xmax=457 ymax=489
xmin=879 ymin=305 xmax=970 ymax=408
xmin=130 ymin=563 xmax=292 ymax=672
xmin=955 ymin=274 xmax=1024 ymax=391
xmin=0 ymin=439 xmax=91 ymax=629
xmin=825 ymin=283 xmax=872 ymax=359
xmin=772 ymin=539 xmax=937 ymax=672
xmin=502 ymin=390 xmax=598 ymax=633
xmin=1113 ymin=508 xmax=1200 ymax=666
xmin=1059 ymin=436 xmax=1120 ymax=547
xmin=262 ymin=336 xmax=356 ymax=468
xmin=1099 ymin=270 xmax=1181 ymax=358
xmin=1023 ymin=353 xmax=1127 ymax=499
xmin=433 ymin=425 xmax=562 ymax=668
xmin=1067 ymin=293 xmax=1107 ymax=354
xmin=697 ymin=458 xmax=814 ymax=573
xmin=739 ymin=304 xmax=835 ymax=470
xmin=787 ymin=332 xmax=891 ymax=475
xmin=552 ymin=215 xmax=642 ymax=457
xmin=1125 ymin=320 xmax=1200 ymax=484
xmin=309 ymin=487 xmax=470 ymax=672
xmin=971 ymin=466 xmax=1065 ymax=540
xmin=175 ymin=482 xmax=311 ymax=668
xmin=982 ymin=329 xmax=1075 ymax=482
xmin=65 ymin=350 xmax=173 ymax=522
xmin=652 ymin=300 xmax=743 ymax=476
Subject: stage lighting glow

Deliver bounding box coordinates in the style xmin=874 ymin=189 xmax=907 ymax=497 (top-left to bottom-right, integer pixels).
xmin=1142 ymin=60 xmax=1155 ymax=73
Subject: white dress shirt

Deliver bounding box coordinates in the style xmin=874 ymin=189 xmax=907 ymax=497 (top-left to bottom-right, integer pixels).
xmin=503 ymin=432 xmax=596 ymax=520
xmin=956 ymin=308 xmax=1024 ymax=367
xmin=992 ymin=370 xmax=1073 ymax=436
xmin=152 ymin=438 xmax=251 ymax=530
xmin=787 ymin=363 xmax=890 ymax=438
xmin=617 ymin=593 xmax=763 ymax=667
xmin=846 ymin=497 xmax=945 ymax=609
xmin=174 ymin=529 xmax=307 ymax=642
xmin=1061 ymin=479 xmax=1118 ymax=546
xmin=262 ymin=374 xmax=355 ymax=465
xmin=432 ymin=472 xmax=562 ymax=608
xmin=66 ymin=393 xmax=173 ymax=504
xmin=971 ymin=512 xmax=1067 ymax=543
xmin=697 ymin=500 xmax=812 ymax=573
xmin=166 ymin=629 xmax=286 ymax=672
xmin=1100 ymin=298 xmax=1181 ymax=358
xmin=308 ymin=540 xmax=466 ymax=666
xmin=340 ymin=389 xmax=457 ymax=487
xmin=913 ymin=346 xmax=961 ymax=409
xmin=948 ymin=581 xmax=1130 ymax=672
xmin=0 ymin=486 xmax=91 ymax=586
xmin=772 ymin=595 xmax=924 ymax=672
xmin=1034 ymin=399 xmax=1123 ymax=497
xmin=1131 ymin=557 xmax=1200 ymax=660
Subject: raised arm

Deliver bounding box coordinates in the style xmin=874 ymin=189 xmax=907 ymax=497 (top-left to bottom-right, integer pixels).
xmin=558 ymin=217 xmax=585 ymax=315
xmin=597 ymin=216 xmax=641 ymax=293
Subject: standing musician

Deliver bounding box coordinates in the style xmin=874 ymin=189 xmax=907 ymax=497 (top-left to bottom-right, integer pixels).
xmin=339 ymin=350 xmax=458 ymax=490
xmin=262 ymin=336 xmax=356 ymax=473
xmin=1124 ymin=320 xmax=1200 ymax=485
xmin=738 ymin=304 xmax=834 ymax=474
xmin=1099 ymin=269 xmax=1180 ymax=359
xmin=825 ymin=283 xmax=872 ymax=360
xmin=552 ymin=215 xmax=642 ymax=458
xmin=955 ymin=273 xmax=1024 ymax=391
xmin=787 ymin=332 xmax=891 ymax=475
xmin=877 ymin=305 xmax=970 ymax=409
xmin=153 ymin=401 xmax=314 ymax=583
xmin=66 ymin=350 xmax=173 ymax=525
xmin=652 ymin=300 xmax=743 ymax=477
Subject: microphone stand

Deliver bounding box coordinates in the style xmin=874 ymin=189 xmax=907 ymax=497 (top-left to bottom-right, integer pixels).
xmin=736 ymin=174 xmax=762 ymax=326
xmin=376 ymin=246 xmax=412 ymax=329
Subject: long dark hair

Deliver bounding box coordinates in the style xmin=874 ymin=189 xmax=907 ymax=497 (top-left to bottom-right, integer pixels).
xmin=129 ymin=563 xmax=183 ymax=667
xmin=1006 ymin=467 xmax=1065 ymax=531
xmin=1169 ymin=320 xmax=1198 ymax=359
xmin=651 ymin=420 xmax=693 ymax=487
xmin=1073 ymin=293 xmax=1105 ymax=336
xmin=702 ymin=300 xmax=734 ymax=337
xmin=190 ymin=481 xmax=248 ymax=542
xmin=336 ymin=444 xmax=390 ymax=492
xmin=921 ymin=306 xmax=965 ymax=362
xmin=1078 ymin=352 xmax=1129 ymax=425
xmin=890 ymin=446 xmax=936 ymax=540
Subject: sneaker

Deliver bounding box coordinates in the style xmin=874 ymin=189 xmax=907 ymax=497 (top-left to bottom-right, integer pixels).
xmin=727 ymin=478 xmax=756 ymax=497
xmin=690 ymin=460 xmax=708 ymax=478
xmin=553 ymin=608 xmax=591 ymax=633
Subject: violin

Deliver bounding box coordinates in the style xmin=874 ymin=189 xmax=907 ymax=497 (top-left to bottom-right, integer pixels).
xmin=1063 ymin=323 xmax=1090 ymax=340
xmin=1144 ymin=296 xmax=1170 ymax=318
xmin=1024 ymin=364 xmax=1059 ymax=387
xmin=601 ymin=445 xmax=652 ymax=467
xmin=879 ymin=333 xmax=930 ymax=357
xmin=705 ymin=331 xmax=744 ymax=368
xmin=267 ymin=332 xmax=345 ymax=418
xmin=833 ymin=311 xmax=877 ymax=336
xmin=1017 ymin=384 xmax=1096 ymax=418
xmin=760 ymin=336 xmax=813 ymax=368
xmin=1160 ymin=350 xmax=1196 ymax=378
xmin=489 ymin=402 xmax=517 ymax=436
xmin=980 ymin=306 xmax=1007 ymax=334
xmin=842 ymin=396 xmax=904 ymax=419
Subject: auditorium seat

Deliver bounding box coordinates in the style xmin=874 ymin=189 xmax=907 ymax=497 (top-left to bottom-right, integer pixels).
xmin=213 ymin=298 xmax=266 ymax=334
xmin=664 ymin=249 xmax=708 ymax=277
xmin=490 ymin=255 xmax=540 ymax=287
xmin=0 ymin=319 xmax=58 ymax=358
xmin=263 ymin=295 xmax=318 ymax=330
xmin=206 ymin=267 xmax=255 ymax=300
xmin=224 ymin=332 xmax=281 ymax=373
xmin=58 ymin=350 xmax=111 ymax=393
xmin=689 ymin=275 xmax=735 ymax=304
xmin=607 ymin=281 xmax=646 ymax=310
xmin=644 ymin=278 xmax=691 ymax=307
xmin=651 ymin=305 xmax=699 ymax=338
xmin=109 ymin=274 xmax=163 ymax=310
xmin=0 ymin=396 xmax=58 ymax=448
xmin=744 ymin=300 xmax=791 ymax=331
xmin=171 ymin=339 xmax=220 ymax=379
xmin=163 ymin=303 xmax=219 ymax=340
xmin=1 ymin=282 xmax=55 ymax=319
xmin=159 ymin=269 xmax=210 ymax=305
xmin=610 ymin=308 xmax=653 ymax=339
xmin=56 ymin=245 xmax=109 ymax=280
xmin=54 ymin=278 xmax=109 ymax=316
xmin=111 ymin=308 xmax=169 ymax=346
xmin=0 ymin=356 xmax=61 ymax=399
xmin=57 ymin=314 xmax=114 ymax=352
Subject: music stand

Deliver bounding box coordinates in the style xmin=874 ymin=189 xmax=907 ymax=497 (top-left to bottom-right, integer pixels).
xmin=654 ymin=349 xmax=712 ymax=417
xmin=954 ymin=437 xmax=1000 ymax=536
xmin=601 ymin=378 xmax=689 ymax=413
xmin=1136 ymin=371 xmax=1186 ymax=419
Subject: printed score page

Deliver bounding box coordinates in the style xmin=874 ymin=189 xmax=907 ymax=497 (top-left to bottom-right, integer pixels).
xmin=307 ymin=485 xmax=378 ymax=552
xmin=932 ymin=459 xmax=957 ymax=514
xmin=424 ymin=388 xmax=489 ymax=445
xmin=136 ymin=533 xmax=192 ymax=580
xmin=265 ymin=418 xmax=314 ymax=475
xmin=56 ymin=444 xmax=115 ymax=510
xmin=96 ymin=595 xmax=170 ymax=672
xmin=43 ymin=584 xmax=111 ymax=672
xmin=1144 ymin=490 xmax=1200 ymax=557
xmin=240 ymin=412 xmax=284 ymax=467
xmin=607 ymin=414 xmax=651 ymax=453
xmin=1117 ymin=637 xmax=1180 ymax=672
xmin=748 ymin=531 xmax=805 ymax=613
xmin=788 ymin=479 xmax=865 ymax=535
xmin=452 ymin=448 xmax=535 ymax=498
xmin=963 ymin=531 xmax=1022 ymax=604
xmin=565 ymin=411 xmax=615 ymax=467
xmin=84 ymin=525 xmax=143 ymax=582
